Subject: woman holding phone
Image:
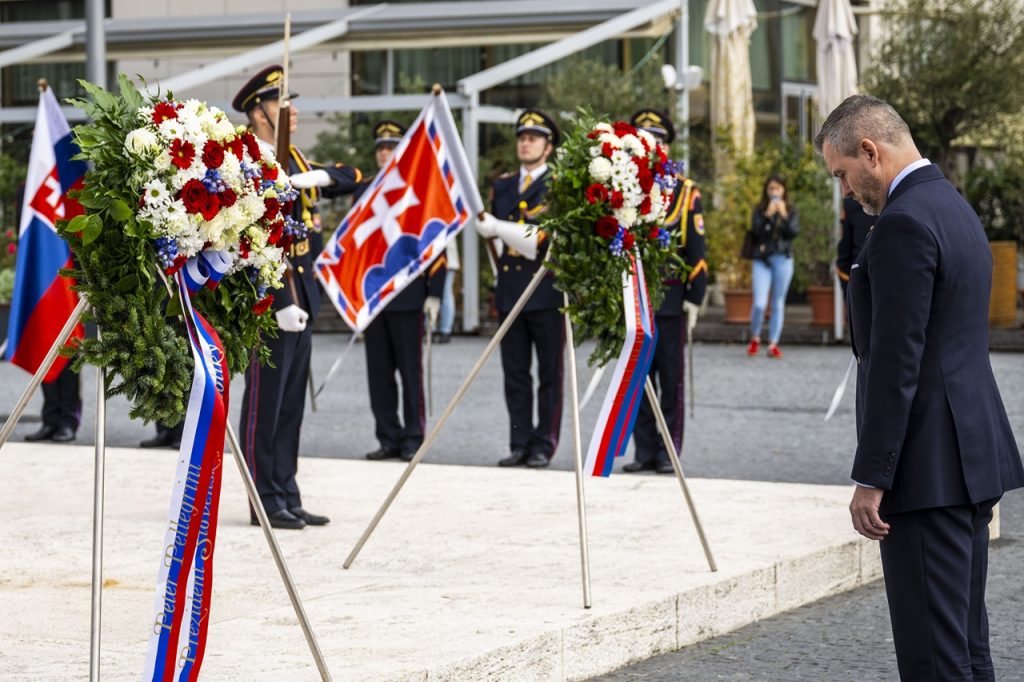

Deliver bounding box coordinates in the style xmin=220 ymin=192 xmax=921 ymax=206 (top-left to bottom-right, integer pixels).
xmin=745 ymin=175 xmax=800 ymax=358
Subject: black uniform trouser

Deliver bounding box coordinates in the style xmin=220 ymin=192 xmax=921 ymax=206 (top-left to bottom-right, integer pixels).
xmin=41 ymin=365 xmax=81 ymax=431
xmin=499 ymin=308 xmax=564 ymax=457
xmin=364 ymin=311 xmax=425 ymax=453
xmin=880 ymin=497 xmax=999 ymax=681
xmin=155 ymin=420 xmax=185 ymax=441
xmin=632 ymin=315 xmax=685 ymax=466
xmin=239 ymin=326 xmax=312 ymax=514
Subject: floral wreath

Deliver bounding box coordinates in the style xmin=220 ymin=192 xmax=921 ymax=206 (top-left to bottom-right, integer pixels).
xmin=60 ymin=76 xmax=299 ymax=424
xmin=542 ymin=114 xmax=685 ymax=367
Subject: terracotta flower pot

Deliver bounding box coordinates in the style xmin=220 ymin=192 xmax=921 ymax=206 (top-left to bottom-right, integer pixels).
xmin=723 ymin=288 xmax=753 ymax=324
xmin=806 ymin=285 xmax=835 ymax=328
xmin=989 ymin=241 xmax=1018 ymax=328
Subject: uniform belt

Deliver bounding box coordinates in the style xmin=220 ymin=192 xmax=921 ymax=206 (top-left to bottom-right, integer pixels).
xmin=290 ymin=238 xmax=310 ymax=258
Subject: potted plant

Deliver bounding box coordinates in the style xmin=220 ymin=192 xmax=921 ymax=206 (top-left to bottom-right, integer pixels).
xmin=785 ymin=146 xmax=837 ymax=327
xmin=964 ymin=156 xmax=1024 ymax=327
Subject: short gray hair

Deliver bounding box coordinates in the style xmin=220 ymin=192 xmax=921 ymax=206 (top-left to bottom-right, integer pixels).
xmin=814 ymin=95 xmax=912 ymax=157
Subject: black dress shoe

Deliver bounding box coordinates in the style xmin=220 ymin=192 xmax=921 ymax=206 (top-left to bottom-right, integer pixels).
xmin=266 ymin=509 xmax=306 ymax=530
xmin=24 ymin=424 xmax=57 ymax=442
xmin=433 ymin=332 xmax=451 ymax=344
xmin=525 ymin=452 xmax=550 ymax=468
xmin=51 ymin=425 xmax=76 ymax=443
xmin=656 ymin=460 xmax=676 ymax=474
xmin=290 ymin=507 xmax=330 ymax=526
xmin=399 ymin=448 xmax=418 ymax=462
xmin=365 ymin=446 xmax=400 ymax=461
xmin=622 ymin=461 xmax=655 ymax=473
xmin=140 ymin=432 xmax=174 ymax=448
xmin=498 ymin=449 xmax=529 ymax=467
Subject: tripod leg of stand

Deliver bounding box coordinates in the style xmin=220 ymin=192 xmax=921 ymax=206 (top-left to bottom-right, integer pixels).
xmin=89 ymin=363 xmax=106 ymax=682
xmin=307 ymin=368 xmax=318 ymax=413
xmin=0 ymin=297 xmax=87 ymax=451
xmin=644 ymin=377 xmax=717 ymax=572
xmin=563 ymin=298 xmax=592 ymax=609
xmin=344 ymin=263 xmax=551 ymax=569
xmin=223 ymin=422 xmax=333 ymax=681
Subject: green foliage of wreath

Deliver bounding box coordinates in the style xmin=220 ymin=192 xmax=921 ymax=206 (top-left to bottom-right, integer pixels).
xmin=59 ymin=75 xmax=275 ymax=425
xmin=542 ymin=113 xmax=683 ymax=368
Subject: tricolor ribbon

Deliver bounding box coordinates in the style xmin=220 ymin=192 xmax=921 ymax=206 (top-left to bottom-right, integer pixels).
xmin=144 ymin=250 xmax=231 ymax=681
xmin=584 ymin=254 xmax=658 ymax=477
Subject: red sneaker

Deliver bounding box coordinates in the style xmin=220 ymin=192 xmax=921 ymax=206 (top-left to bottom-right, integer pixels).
xmin=767 ymin=344 xmax=783 ymax=359
xmin=746 ymin=337 xmax=761 ymax=356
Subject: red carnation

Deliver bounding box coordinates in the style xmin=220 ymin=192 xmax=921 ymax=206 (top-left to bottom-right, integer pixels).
xmin=640 ymin=196 xmax=653 ymax=216
xmin=219 ymin=188 xmax=237 ymax=207
xmin=180 ymin=179 xmax=208 ymax=214
xmin=267 ymin=221 xmax=284 ymax=245
xmin=239 ymin=238 xmax=251 ymax=259
xmin=243 ymin=132 xmax=262 ymax=161
xmin=252 ymin=294 xmax=275 ymax=315
xmin=282 ymin=200 xmax=295 ymax=216
xmin=654 ymin=161 xmax=666 ymax=176
xmin=227 ymin=137 xmax=245 ymax=160
xmin=152 ymin=101 xmax=178 ymax=125
xmin=638 ymin=166 xmax=654 ymax=193
xmin=610 ymin=190 xmax=625 ymax=209
xmin=169 ymin=138 xmax=195 ymax=170
xmin=278 ymin=234 xmax=295 ymax=252
xmin=262 ymin=164 xmax=279 ymax=181
xmin=639 ymin=136 xmax=651 ymax=153
xmin=587 ymin=129 xmax=600 ymax=140
xmin=585 ymin=183 xmax=608 ymax=205
xmin=251 ymin=176 xmax=261 ymax=193
xmin=602 ymin=142 xmax=614 ymax=158
xmin=613 ymin=121 xmax=638 ymax=137
xmin=202 ymin=140 xmax=225 ymax=169
xmin=656 ymin=146 xmax=668 ymax=164
xmin=199 ymin=192 xmax=221 ymax=222
xmin=263 ymin=198 xmax=281 ymax=220
xmin=648 ymin=226 xmax=660 ymax=240
xmin=594 ymin=215 xmax=619 ymax=240
xmin=622 ymin=232 xmax=635 ymax=250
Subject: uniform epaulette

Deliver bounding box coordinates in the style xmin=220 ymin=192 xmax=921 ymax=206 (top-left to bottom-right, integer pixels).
xmin=497 ymin=171 xmax=516 ymax=180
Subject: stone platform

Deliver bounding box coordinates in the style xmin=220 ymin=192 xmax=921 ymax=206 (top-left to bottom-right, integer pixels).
xmin=2 ymin=443 xmax=890 ymax=680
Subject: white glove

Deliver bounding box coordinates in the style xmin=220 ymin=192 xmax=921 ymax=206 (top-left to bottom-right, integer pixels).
xmin=475 ymin=212 xmax=499 ymax=238
xmin=683 ymin=301 xmax=699 ymax=335
xmin=423 ymin=296 xmax=440 ymax=326
xmin=289 ymin=169 xmax=333 ymax=189
xmin=275 ymin=304 xmax=309 ymax=333
xmin=494 ymin=220 xmax=539 ymax=260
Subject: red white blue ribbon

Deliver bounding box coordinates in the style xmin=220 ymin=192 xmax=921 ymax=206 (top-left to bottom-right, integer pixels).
xmin=144 ymin=250 xmax=231 ymax=681
xmin=584 ymin=254 xmax=658 ymax=477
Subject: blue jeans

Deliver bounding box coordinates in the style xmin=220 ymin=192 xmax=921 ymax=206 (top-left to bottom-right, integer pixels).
xmin=750 ymin=254 xmax=794 ymax=344
xmin=438 ymin=269 xmax=456 ymax=334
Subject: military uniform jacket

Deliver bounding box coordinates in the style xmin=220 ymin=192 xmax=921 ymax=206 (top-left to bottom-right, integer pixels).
xmin=836 ymin=197 xmax=873 ymax=283
xmin=657 ymin=176 xmax=707 ymax=316
xmin=847 ymin=164 xmax=1024 ymax=514
xmin=276 ymin=145 xmax=362 ymax=323
xmin=491 ymin=170 xmax=561 ymax=313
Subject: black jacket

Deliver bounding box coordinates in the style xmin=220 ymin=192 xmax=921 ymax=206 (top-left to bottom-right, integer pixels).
xmin=748 ymin=204 xmax=800 ymax=259
xmin=847 ymin=163 xmax=1024 ymax=514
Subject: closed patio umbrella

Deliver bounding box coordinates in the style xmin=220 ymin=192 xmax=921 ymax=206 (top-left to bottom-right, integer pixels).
xmin=704 ymin=0 xmax=759 ymax=156
xmin=814 ymin=0 xmax=859 ymax=118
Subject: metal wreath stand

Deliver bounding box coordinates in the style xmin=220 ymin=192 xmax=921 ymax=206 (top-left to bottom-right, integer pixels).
xmin=342 ymin=245 xmax=718 ymax=611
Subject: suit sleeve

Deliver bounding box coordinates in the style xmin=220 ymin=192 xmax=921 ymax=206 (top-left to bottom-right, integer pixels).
xmin=426 ymin=253 xmax=447 ymax=299
xmin=683 ymin=191 xmax=707 ymax=305
xmin=312 ymin=161 xmax=364 ymax=198
xmin=850 ymin=212 xmax=938 ymax=489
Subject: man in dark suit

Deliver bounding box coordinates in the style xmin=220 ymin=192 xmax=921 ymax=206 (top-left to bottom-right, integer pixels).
xmin=623 ymin=109 xmax=707 ymax=475
xmin=476 ymin=109 xmax=563 ymax=469
xmin=355 ymin=121 xmax=446 ymax=463
xmin=233 ymin=65 xmax=362 ymax=529
xmin=817 ymin=94 xmax=1024 ymax=680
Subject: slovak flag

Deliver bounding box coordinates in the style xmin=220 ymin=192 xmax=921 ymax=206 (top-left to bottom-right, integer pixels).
xmin=316 ymin=89 xmax=483 ymax=332
xmin=6 ymin=86 xmax=85 ymax=381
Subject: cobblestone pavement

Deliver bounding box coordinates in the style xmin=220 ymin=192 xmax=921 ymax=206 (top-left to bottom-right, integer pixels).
xmin=2 ymin=336 xmax=1021 ymax=680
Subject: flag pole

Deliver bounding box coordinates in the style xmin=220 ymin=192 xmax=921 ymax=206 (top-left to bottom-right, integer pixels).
xmin=89 ymin=332 xmax=107 ymax=682
xmin=644 ymin=377 xmax=717 ymax=572
xmin=313 ymin=332 xmax=359 ymax=399
xmin=0 ymin=297 xmax=87 ymax=451
xmin=563 ymin=294 xmax=592 ymax=609
xmin=344 ymin=257 xmax=552 ymax=569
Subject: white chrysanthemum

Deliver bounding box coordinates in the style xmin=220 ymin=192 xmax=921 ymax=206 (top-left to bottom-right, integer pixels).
xmin=240 ymin=193 xmax=265 ymax=222
xmin=177 ymin=233 xmax=205 ymax=259
xmin=199 ymin=212 xmax=226 ymax=246
xmin=588 ymin=157 xmax=613 ymax=183
xmin=124 ymin=128 xmax=159 ymax=156
xmin=158 ymin=118 xmax=185 ymax=141
xmin=162 ymin=201 xmax=189 ymax=234
xmin=175 ymin=109 xmax=205 ymax=141
xmin=219 ymin=153 xmax=242 ymax=184
xmin=589 ymin=145 xmax=602 ymax=158
xmin=209 ymin=115 xmax=235 ymax=142
xmin=137 ymin=107 xmax=154 ymax=124
xmin=615 ymin=207 xmax=638 ymax=228
xmin=621 ymin=134 xmax=645 ymax=157
xmin=142 ymin=179 xmax=173 ymax=207
xmin=637 ymin=130 xmax=657 ymax=149
xmin=153 ymin=150 xmax=173 ymax=172
xmin=592 ymin=123 xmax=612 ymax=134
xmin=598 ymin=133 xmax=620 ymax=147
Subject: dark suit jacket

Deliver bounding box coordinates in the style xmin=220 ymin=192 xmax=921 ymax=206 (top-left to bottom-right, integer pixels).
xmin=847 ymin=164 xmax=1024 ymax=515
xmin=491 ymin=170 xmax=562 ymax=314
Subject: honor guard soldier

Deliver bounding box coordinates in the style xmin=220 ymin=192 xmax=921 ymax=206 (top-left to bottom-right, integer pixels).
xmin=357 ymin=121 xmax=447 ymax=462
xmin=477 ymin=109 xmax=564 ymax=469
xmin=836 ymin=197 xmax=873 ymax=297
xmin=233 ymin=65 xmax=362 ymax=529
xmin=624 ymin=109 xmax=707 ymax=474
